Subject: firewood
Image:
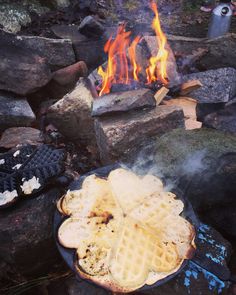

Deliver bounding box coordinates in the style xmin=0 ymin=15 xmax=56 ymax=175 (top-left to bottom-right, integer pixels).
xmin=154 ymin=87 xmax=169 ymax=105
xmin=180 ymin=80 xmax=203 ymax=96
xmin=163 ymin=97 xmax=201 ymax=130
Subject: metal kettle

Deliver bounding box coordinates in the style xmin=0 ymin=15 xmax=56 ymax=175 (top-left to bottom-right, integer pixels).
xmin=207 ymin=0 xmax=233 ymax=38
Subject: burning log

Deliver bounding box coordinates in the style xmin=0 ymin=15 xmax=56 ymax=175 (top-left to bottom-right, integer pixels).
xmin=94 ymin=105 xmax=184 ymax=164
xmin=92 ymin=88 xmax=156 ymax=117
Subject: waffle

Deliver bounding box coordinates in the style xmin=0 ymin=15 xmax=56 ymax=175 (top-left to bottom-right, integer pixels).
xmin=109 ymin=217 xmax=179 ymax=289
xmin=57 ymin=168 xmax=196 ymax=293
xmin=130 ymin=192 xmax=184 ymax=231
xmin=108 ymin=168 xmax=164 ymax=213
xmin=59 ymin=175 xmax=122 ymax=220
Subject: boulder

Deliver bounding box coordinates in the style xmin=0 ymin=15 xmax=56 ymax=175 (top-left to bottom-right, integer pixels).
xmin=73 ymin=37 xmax=107 ymax=71
xmin=0 ymin=92 xmax=35 ymax=131
xmin=45 ymin=61 xmax=88 ymax=100
xmin=95 ymin=105 xmax=184 ymax=164
xmin=183 ymin=68 xmax=236 ymax=103
xmin=0 ymin=33 xmax=52 ymax=95
xmin=203 ymin=105 xmax=236 ymax=134
xmin=0 ymin=188 xmax=63 ymax=286
xmin=0 ymin=127 xmax=43 ymax=149
xmin=196 ymin=102 xmax=225 ymax=122
xmin=15 ymin=35 xmax=76 ymax=71
xmin=0 ymin=1 xmax=49 ymax=33
xmin=51 ymin=25 xmax=107 ymax=71
xmin=167 ymin=33 xmax=236 ymax=71
xmin=134 ymin=128 xmax=236 ymax=243
xmin=47 ymin=78 xmax=97 ymax=145
xmin=79 ymin=16 xmax=105 ymax=38
xmin=92 ymin=88 xmax=156 ymax=117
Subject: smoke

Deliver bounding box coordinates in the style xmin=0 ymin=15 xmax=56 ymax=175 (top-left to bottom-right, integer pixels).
xmin=120 ymin=143 xmax=208 ymax=194
xmin=181 ymin=149 xmax=207 ymax=176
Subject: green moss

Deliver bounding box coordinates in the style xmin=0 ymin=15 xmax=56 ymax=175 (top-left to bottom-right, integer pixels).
xmin=154 ymin=128 xmax=236 ymax=178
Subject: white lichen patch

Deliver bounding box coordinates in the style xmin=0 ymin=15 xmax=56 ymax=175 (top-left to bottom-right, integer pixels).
xmin=21 ymin=176 xmax=41 ymax=195
xmin=13 ymin=164 xmax=22 ymax=170
xmin=0 ymin=159 xmax=5 ymax=165
xmin=13 ymin=150 xmax=20 ymax=157
xmin=0 ymin=190 xmax=18 ymax=206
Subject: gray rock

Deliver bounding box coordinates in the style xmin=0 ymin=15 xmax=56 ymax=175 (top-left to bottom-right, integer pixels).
xmin=79 ymin=16 xmax=105 ymax=38
xmin=0 ymin=33 xmax=52 ymax=95
xmin=135 ymin=128 xmax=236 ymax=244
xmin=0 ymin=1 xmax=49 ymax=33
xmin=51 ymin=25 xmax=107 ymax=71
xmin=0 ymin=127 xmax=43 ymax=149
xmin=45 ymin=61 xmax=88 ymax=100
xmin=47 ymin=78 xmax=97 ymax=145
xmin=203 ymin=105 xmax=236 ymax=134
xmin=92 ymin=88 xmax=156 ymax=117
xmin=95 ymin=105 xmax=184 ymax=164
xmin=15 ymin=35 xmax=76 ymax=71
xmin=0 ymin=92 xmax=35 ymax=131
xmin=196 ymin=102 xmax=225 ymax=122
xmin=73 ymin=37 xmax=107 ymax=71
xmin=0 ymin=188 xmax=63 ymax=285
xmin=183 ymin=68 xmax=236 ymax=103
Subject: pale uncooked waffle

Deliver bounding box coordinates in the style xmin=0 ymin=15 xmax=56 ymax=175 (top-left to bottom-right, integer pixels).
xmin=59 ymin=175 xmax=122 ymax=220
xmin=160 ymin=215 xmax=195 ymax=259
xmin=108 ymin=168 xmax=164 ymax=213
xmin=109 ymin=217 xmax=179 ymax=290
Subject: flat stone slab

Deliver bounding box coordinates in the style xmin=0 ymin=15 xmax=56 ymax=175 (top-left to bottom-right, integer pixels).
xmin=92 ymin=88 xmax=156 ymax=117
xmin=0 ymin=32 xmax=52 ymax=95
xmin=183 ymin=68 xmax=236 ymax=103
xmin=95 ymin=105 xmax=184 ymax=164
xmin=0 ymin=92 xmax=35 ymax=131
xmin=0 ymin=127 xmax=43 ymax=149
xmin=15 ymin=35 xmax=76 ymax=71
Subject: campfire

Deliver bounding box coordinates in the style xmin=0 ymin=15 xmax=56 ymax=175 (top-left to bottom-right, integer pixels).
xmin=97 ymin=1 xmax=169 ymax=96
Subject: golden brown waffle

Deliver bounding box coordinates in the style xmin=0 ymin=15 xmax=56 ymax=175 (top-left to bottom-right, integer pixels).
xmin=57 ymin=168 xmax=196 ymax=293
xmin=109 ymin=217 xmax=179 ymax=289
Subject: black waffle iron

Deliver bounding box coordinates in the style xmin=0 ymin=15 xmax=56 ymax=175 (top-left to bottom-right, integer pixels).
xmin=0 ymin=144 xmax=65 ymax=208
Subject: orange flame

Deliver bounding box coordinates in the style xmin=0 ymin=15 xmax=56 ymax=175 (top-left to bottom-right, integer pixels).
xmin=98 ymin=24 xmax=132 ymax=96
xmin=98 ymin=1 xmax=169 ymax=96
xmin=146 ymin=1 xmax=169 ymax=84
xmin=128 ymin=36 xmax=141 ymax=81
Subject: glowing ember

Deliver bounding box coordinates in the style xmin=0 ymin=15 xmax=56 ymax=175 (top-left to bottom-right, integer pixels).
xmin=98 ymin=1 xmax=169 ymax=96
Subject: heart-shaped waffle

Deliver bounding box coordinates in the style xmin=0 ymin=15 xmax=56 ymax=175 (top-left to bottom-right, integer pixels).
xmin=57 ymin=168 xmax=196 ymax=293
